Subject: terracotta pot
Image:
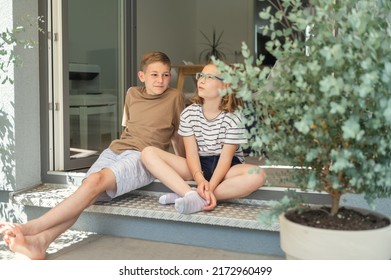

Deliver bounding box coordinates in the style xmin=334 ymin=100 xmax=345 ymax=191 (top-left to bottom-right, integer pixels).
xmin=279 ymin=208 xmax=391 ymax=260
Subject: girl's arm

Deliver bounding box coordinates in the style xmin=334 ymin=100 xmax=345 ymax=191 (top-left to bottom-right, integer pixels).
xmin=183 ymin=135 xmax=201 ymax=180
xmin=183 ymin=136 xmax=211 ymax=203
xmin=171 ymin=131 xmax=185 ymax=157
xmin=202 ymin=144 xmax=237 ymax=211
xmin=208 ymin=144 xmax=238 ymax=193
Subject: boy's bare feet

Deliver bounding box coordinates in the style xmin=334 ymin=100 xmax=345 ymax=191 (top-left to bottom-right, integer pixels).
xmin=1 ymin=223 xmax=46 ymax=260
xmin=1 ymin=222 xmax=27 ymax=236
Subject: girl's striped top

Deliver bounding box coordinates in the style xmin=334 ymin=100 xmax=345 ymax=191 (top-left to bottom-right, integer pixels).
xmin=178 ymin=104 xmax=247 ymax=162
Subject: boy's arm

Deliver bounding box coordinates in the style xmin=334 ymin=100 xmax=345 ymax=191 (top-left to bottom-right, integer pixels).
xmin=171 ymin=131 xmax=185 ymax=157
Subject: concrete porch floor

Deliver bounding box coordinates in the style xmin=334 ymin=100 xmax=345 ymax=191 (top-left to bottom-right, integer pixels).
xmin=0 ymin=230 xmax=284 ymax=260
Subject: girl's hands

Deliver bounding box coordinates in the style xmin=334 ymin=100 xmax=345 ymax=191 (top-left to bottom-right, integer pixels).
xmin=197 ymin=180 xmax=209 ymax=202
xmin=203 ymin=191 xmax=217 ymax=211
xmin=197 ymin=181 xmax=217 ymax=211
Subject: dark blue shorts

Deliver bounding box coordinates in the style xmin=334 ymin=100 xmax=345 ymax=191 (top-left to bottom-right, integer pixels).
xmin=199 ymin=155 xmax=242 ymax=181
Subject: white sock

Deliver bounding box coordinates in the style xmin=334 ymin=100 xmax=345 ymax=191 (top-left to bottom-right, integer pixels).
xmin=175 ymin=191 xmax=207 ymax=214
xmin=159 ymin=192 xmax=181 ymax=204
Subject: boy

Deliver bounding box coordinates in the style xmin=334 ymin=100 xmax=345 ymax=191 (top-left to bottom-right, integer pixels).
xmin=0 ymin=51 xmax=184 ymax=259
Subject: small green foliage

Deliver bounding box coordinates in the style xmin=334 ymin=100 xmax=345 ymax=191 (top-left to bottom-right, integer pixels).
xmin=258 ymin=190 xmax=307 ymax=225
xmin=216 ymin=0 xmax=391 ymax=219
xmin=0 ymin=16 xmax=43 ymax=83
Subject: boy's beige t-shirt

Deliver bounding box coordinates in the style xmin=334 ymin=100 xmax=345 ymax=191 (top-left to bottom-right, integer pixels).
xmin=109 ymin=86 xmax=184 ymax=154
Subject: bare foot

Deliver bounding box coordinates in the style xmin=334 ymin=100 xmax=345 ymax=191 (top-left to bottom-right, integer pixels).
xmin=1 ymin=222 xmax=24 ymax=236
xmin=0 ymin=223 xmax=17 ymax=243
xmin=2 ymin=224 xmax=46 ymax=260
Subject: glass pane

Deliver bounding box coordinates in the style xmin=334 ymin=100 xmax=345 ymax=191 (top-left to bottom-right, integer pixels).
xmin=68 ymin=0 xmax=121 ymax=160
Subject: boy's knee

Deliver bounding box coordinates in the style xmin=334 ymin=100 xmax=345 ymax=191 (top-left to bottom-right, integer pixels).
xmin=84 ymin=171 xmax=111 ymax=194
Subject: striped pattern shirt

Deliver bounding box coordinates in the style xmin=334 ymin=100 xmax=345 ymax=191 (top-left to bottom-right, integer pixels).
xmin=179 ymin=104 xmax=247 ymax=162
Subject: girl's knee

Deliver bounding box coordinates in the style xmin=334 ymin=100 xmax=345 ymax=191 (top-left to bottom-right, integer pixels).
xmin=256 ymin=168 xmax=267 ymax=187
xmin=141 ymin=146 xmax=158 ymax=165
xmin=248 ymin=166 xmax=266 ymax=189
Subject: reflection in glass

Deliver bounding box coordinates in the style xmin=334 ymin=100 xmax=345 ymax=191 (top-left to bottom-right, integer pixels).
xmin=68 ymin=0 xmax=122 ymax=160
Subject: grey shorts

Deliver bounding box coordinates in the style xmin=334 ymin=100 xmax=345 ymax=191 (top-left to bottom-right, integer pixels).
xmin=85 ymin=148 xmax=155 ymax=199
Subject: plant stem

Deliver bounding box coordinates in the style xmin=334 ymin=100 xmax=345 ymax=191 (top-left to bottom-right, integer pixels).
xmin=330 ymin=190 xmax=342 ymax=216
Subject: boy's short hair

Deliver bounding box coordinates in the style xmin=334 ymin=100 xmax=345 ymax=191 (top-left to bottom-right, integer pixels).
xmin=140 ymin=51 xmax=171 ymax=71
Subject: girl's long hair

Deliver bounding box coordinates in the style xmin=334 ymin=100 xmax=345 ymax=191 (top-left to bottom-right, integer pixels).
xmin=192 ymin=86 xmax=243 ymax=113
xmin=192 ymin=63 xmax=243 ymax=112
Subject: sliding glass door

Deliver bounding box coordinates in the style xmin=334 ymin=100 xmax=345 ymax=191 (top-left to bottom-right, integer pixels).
xmin=49 ymin=0 xmax=134 ymax=171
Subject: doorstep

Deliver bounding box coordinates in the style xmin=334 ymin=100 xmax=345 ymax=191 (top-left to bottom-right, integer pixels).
xmin=10 ymin=183 xmax=280 ymax=232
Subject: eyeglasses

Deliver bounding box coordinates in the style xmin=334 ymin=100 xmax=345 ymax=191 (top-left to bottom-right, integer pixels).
xmin=195 ymin=72 xmax=224 ymax=82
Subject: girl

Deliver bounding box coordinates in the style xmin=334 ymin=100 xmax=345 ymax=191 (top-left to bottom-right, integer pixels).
xmin=141 ymin=63 xmax=266 ymax=214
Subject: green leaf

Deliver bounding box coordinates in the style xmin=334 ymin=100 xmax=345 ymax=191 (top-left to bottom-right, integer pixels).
xmin=342 ymin=116 xmax=361 ymax=140
xmin=294 ymin=115 xmax=313 ymax=135
xmin=383 ymin=99 xmax=391 ymax=124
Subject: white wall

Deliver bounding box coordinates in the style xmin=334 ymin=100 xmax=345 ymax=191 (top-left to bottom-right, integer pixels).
xmin=136 ymin=0 xmax=197 ymax=66
xmin=0 ymin=0 xmax=41 ymax=192
xmin=195 ymin=0 xmax=254 ymax=63
xmin=14 ymin=0 xmax=41 ymax=191
xmin=0 ymin=0 xmax=15 ymax=191
xmin=137 ymin=0 xmax=254 ymax=65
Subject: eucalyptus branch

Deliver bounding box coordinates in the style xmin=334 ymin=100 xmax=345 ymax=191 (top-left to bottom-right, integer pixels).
xmin=275 ymin=0 xmax=292 ymax=30
xmin=0 ymin=15 xmax=44 ymax=84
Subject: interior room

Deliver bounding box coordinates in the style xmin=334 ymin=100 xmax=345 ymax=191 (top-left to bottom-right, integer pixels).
xmin=66 ymin=0 xmax=273 ymax=164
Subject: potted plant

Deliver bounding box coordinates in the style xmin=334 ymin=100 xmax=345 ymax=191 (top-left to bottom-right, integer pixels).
xmin=216 ymin=0 xmax=391 ymax=259
xmin=198 ymin=28 xmax=230 ymax=63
